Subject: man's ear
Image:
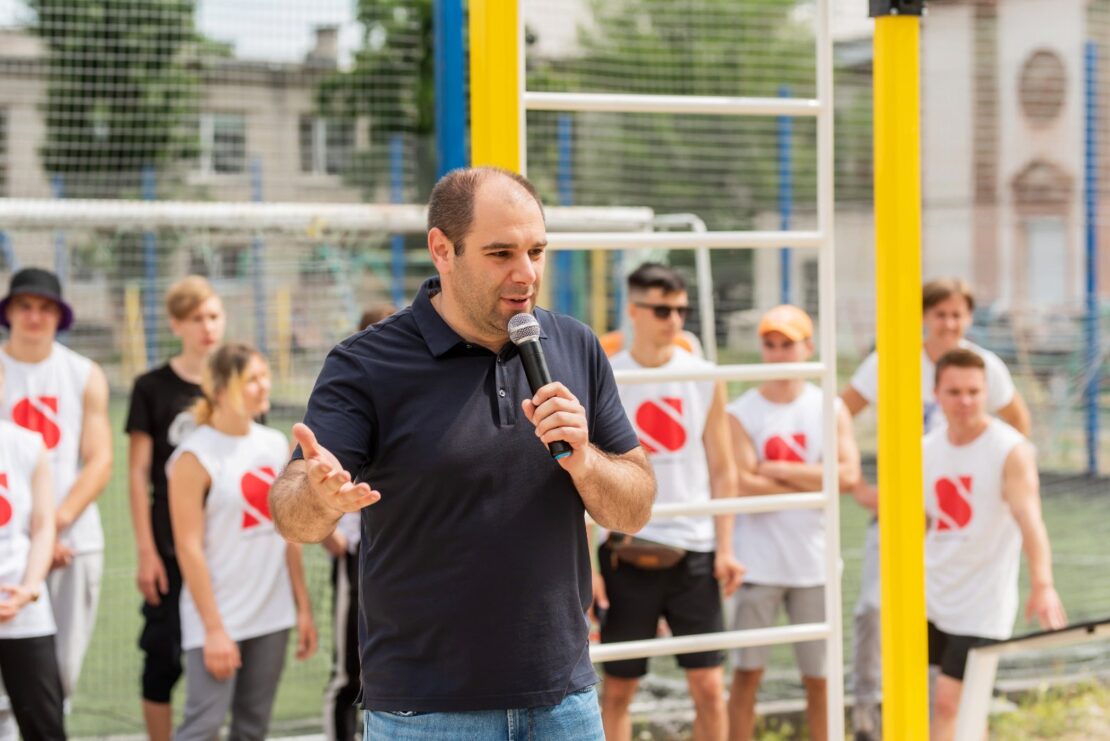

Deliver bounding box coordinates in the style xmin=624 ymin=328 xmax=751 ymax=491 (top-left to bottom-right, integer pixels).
xmin=428 ymin=227 xmax=453 ymax=271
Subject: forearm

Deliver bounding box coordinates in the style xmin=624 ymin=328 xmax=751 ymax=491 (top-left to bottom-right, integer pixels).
xmin=771 ymin=463 xmax=824 ymax=491
xmin=24 ymin=520 xmax=55 ymax=590
xmin=285 ymin=545 xmax=313 ymax=614
xmin=127 ymin=471 xmax=157 ymax=555
xmin=1021 ymin=518 xmax=1056 ymax=588
xmin=58 ymin=455 xmax=112 ymax=528
xmin=176 ymin=543 xmax=225 ymax=633
xmin=573 ymin=446 xmax=655 ymax=533
xmin=738 ymin=472 xmax=795 ymax=496
xmin=271 ymin=466 xmax=343 ymax=543
xmin=710 ymin=465 xmax=738 ymax=553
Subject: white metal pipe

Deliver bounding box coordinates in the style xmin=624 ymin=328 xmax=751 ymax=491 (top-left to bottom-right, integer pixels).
xmin=650 ymin=492 xmax=825 ymax=519
xmin=816 ymin=0 xmax=845 ymax=738
xmin=545 ymin=230 xmax=823 ymax=251
xmin=0 ymin=199 xmax=656 ymax=234
xmin=651 ymin=213 xmax=719 ymax=363
xmin=525 ymin=91 xmax=823 ymax=117
xmin=615 ymin=362 xmax=822 ymax=385
xmin=589 ymin=623 xmax=831 ymax=663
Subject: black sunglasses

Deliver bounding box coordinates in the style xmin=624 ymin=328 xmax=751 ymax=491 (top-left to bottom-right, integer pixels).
xmin=635 ymin=302 xmax=690 ymax=320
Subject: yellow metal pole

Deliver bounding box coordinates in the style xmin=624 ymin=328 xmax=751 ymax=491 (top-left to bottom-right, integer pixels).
xmin=874 ymin=11 xmax=928 ymax=740
xmin=590 ymin=250 xmax=608 ymax=334
xmin=469 ymin=0 xmax=554 ymax=309
xmin=468 ymin=0 xmax=522 ymax=171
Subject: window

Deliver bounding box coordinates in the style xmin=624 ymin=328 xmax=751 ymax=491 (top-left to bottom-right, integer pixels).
xmin=802 ymin=258 xmax=819 ymax=319
xmin=198 ymin=113 xmax=246 ymax=174
xmin=299 ymin=116 xmax=355 ymax=175
xmin=0 ymin=108 xmax=7 ymax=196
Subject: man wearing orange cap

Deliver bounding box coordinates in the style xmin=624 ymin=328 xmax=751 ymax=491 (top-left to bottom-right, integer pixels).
xmin=725 ymin=305 xmax=860 ymax=741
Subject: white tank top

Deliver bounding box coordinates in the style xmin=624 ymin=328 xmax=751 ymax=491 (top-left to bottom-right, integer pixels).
xmin=727 ymin=384 xmax=830 ymax=587
xmin=168 ymin=423 xmax=296 ymax=650
xmin=610 ymin=348 xmax=717 ymax=552
xmin=0 ymin=421 xmax=56 ymax=639
xmin=1 ymin=344 xmax=101 ymax=553
xmin=924 ymin=418 xmax=1025 ymax=639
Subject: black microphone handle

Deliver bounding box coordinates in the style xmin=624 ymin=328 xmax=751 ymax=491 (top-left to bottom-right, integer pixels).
xmin=517 ymin=339 xmax=574 ymax=459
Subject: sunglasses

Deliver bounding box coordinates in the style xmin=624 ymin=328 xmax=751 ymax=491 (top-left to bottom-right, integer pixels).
xmin=635 ymin=303 xmax=690 ymax=320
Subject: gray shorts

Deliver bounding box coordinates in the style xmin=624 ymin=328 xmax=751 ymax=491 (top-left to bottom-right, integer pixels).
xmin=727 ymin=582 xmax=827 ymax=678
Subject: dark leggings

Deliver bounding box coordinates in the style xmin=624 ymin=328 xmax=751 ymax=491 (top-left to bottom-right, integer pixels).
xmin=0 ymin=634 xmax=66 ymax=740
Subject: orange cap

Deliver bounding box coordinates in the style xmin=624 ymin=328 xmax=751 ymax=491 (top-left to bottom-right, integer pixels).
xmin=758 ymin=304 xmax=813 ymax=341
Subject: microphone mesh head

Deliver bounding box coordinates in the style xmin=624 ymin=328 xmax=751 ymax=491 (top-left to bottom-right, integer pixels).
xmin=507 ymin=312 xmax=541 ymax=345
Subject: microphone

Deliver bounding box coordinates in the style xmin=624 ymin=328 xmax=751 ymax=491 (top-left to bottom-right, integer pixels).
xmin=507 ymin=312 xmax=573 ymax=460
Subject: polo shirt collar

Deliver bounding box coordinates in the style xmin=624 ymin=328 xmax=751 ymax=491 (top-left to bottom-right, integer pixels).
xmin=412 ymin=276 xmax=549 ymax=358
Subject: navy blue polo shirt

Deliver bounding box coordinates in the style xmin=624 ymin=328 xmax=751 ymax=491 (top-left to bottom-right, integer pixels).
xmin=294 ymin=277 xmax=639 ymax=712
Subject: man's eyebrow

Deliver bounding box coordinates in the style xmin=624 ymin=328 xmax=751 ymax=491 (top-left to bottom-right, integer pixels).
xmin=479 ymin=240 xmax=549 ymax=251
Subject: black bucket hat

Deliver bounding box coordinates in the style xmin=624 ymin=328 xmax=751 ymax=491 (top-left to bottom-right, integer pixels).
xmin=0 ymin=268 xmax=75 ymax=331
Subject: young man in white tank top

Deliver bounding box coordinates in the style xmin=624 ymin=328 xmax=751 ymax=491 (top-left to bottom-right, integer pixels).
xmin=726 ymin=305 xmax=861 ymax=741
xmin=599 ymin=263 xmax=743 ymax=741
xmin=0 ymin=268 xmax=112 ymax=707
xmin=840 ymin=278 xmax=1032 ymax=739
xmin=925 ymin=349 xmax=1065 ymax=741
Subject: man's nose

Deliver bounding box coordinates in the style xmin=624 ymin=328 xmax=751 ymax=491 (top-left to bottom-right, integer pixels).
xmin=510 ymin=253 xmax=537 ymax=284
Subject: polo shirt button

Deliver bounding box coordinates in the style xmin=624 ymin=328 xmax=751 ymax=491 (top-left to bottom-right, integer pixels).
xmin=465 ymin=343 xmax=473 ymax=349
xmin=498 ymin=388 xmax=506 ymax=397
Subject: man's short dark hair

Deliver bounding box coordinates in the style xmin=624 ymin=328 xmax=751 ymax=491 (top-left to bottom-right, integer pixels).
xmin=923 ymin=277 xmax=975 ymax=313
xmin=935 ymin=347 xmax=986 ymax=387
xmin=626 ymin=262 xmax=687 ymax=295
xmin=427 ymin=167 xmax=545 ymax=255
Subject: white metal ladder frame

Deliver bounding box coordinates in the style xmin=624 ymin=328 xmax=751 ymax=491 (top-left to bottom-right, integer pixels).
xmin=519 ymin=1 xmax=842 ymax=736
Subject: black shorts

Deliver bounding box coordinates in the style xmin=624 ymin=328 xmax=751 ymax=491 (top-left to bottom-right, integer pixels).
xmin=138 ymin=551 xmax=184 ymax=703
xmin=927 ymin=621 xmax=996 ymax=681
xmin=598 ymin=543 xmax=724 ymax=678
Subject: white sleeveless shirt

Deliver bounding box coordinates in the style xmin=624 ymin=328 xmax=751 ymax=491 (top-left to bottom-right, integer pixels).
xmin=0 ymin=421 xmax=56 ymax=639
xmin=727 ymin=384 xmax=831 ymax=587
xmin=924 ymin=418 xmax=1026 ymax=639
xmin=850 ymin=340 xmax=1016 ymax=433
xmin=610 ymin=348 xmax=717 ymax=552
xmin=168 ymin=423 xmax=296 ymax=650
xmin=1 ymin=344 xmax=102 ymax=553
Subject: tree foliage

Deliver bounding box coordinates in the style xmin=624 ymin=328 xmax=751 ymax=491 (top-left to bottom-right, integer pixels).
xmin=314 ymin=0 xmax=436 ymax=199
xmin=29 ymin=0 xmax=200 ymax=197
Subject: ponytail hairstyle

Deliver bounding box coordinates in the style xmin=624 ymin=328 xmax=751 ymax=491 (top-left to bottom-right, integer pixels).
xmin=190 ymin=342 xmax=263 ymax=426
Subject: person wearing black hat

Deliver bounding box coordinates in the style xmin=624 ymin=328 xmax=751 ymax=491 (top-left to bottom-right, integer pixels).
xmin=0 ymin=267 xmax=112 ymax=709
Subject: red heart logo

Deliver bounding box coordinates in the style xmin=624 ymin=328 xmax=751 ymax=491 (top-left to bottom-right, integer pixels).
xmin=12 ymin=397 xmax=61 ymax=450
xmin=635 ymin=398 xmax=686 ymax=454
xmin=0 ymin=473 xmax=10 ymax=528
xmin=240 ymin=466 xmax=276 ymax=529
xmin=934 ymin=476 xmax=974 ymax=531
xmin=765 ymin=434 xmax=806 ymax=462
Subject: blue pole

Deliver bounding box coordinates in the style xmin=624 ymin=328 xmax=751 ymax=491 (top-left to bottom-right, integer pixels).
xmin=434 ymin=0 xmax=467 ymax=174
xmin=251 ymin=159 xmax=268 ymax=355
xmin=142 ymin=167 xmax=158 ymax=367
xmin=1084 ymin=41 xmax=1100 ymax=476
xmin=51 ymin=175 xmax=67 ymax=285
xmin=778 ymin=84 xmax=794 ymax=305
xmin=390 ymin=134 xmax=406 ymax=307
xmin=556 ymin=114 xmax=574 ymax=316
xmin=0 ymin=232 xmax=16 ymax=272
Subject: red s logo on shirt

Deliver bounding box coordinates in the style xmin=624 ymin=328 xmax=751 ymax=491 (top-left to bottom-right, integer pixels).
xmin=12 ymin=397 xmax=61 ymax=450
xmin=635 ymin=398 xmax=687 ymax=454
xmin=240 ymin=466 xmax=276 ymax=530
xmin=0 ymin=473 xmax=11 ymax=528
xmin=764 ymin=434 xmax=806 ymax=462
xmin=934 ymin=476 xmax=974 ymax=531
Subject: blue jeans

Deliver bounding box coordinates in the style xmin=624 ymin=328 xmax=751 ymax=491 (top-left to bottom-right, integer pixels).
xmin=363 ymin=685 xmax=604 ymax=740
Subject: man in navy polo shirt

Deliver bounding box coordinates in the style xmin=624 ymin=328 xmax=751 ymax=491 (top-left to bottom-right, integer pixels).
xmin=271 ymin=166 xmax=656 ymax=739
